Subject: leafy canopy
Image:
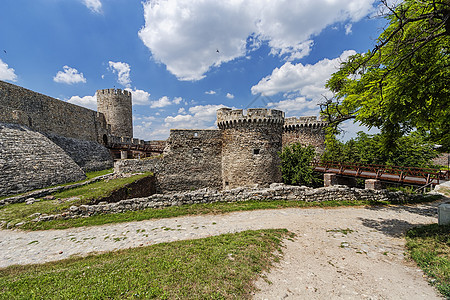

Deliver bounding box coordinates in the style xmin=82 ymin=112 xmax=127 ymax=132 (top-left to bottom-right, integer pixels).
xmin=322 ymin=0 xmax=450 ymax=150
xmin=322 ymin=131 xmax=439 ymax=168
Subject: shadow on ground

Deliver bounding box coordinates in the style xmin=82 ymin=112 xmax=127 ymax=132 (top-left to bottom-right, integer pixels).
xmin=358 ymin=217 xmax=424 ymax=237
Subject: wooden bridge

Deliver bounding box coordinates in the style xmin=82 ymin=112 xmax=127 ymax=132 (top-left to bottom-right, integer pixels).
xmin=313 ymin=161 xmax=448 ymax=187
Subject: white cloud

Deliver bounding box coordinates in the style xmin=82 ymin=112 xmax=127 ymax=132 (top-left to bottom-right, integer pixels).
xmin=345 ymin=24 xmax=353 ymax=35
xmin=108 ymin=61 xmax=131 ymax=87
xmin=165 ymin=104 xmax=227 ymax=129
xmin=205 ymin=90 xmax=216 ymax=95
xmin=53 ymin=66 xmax=86 ymax=84
xmin=0 ymin=59 xmax=17 ymax=82
xmin=68 ymin=94 xmax=97 ymax=111
xmin=150 ymin=96 xmax=171 ymax=108
xmin=251 ymin=50 xmax=357 ymax=99
xmin=82 ymin=0 xmax=102 ymax=13
xmin=178 ymin=107 xmax=186 ymax=114
xmin=125 ymin=88 xmax=151 ymax=105
xmin=138 ymin=0 xmax=375 ymax=81
xmin=268 ymin=96 xmax=320 ymax=116
xmin=150 ymin=95 xmax=183 ymax=108
xmin=226 ymin=93 xmax=235 ymax=99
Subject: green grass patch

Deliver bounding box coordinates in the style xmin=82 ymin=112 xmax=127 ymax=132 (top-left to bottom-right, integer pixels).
xmin=0 ymin=229 xmax=291 ymax=299
xmin=0 ymin=173 xmax=151 ymax=228
xmin=0 ymin=168 xmax=113 ymax=202
xmin=406 ymin=224 xmax=450 ymax=298
xmin=11 ymin=194 xmax=441 ymax=231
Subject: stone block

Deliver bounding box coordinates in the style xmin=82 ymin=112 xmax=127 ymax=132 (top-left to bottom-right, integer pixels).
xmin=324 ymin=173 xmax=337 ymax=187
xmin=438 ymin=202 xmax=450 ymax=225
xmin=365 ymin=179 xmax=383 ymax=190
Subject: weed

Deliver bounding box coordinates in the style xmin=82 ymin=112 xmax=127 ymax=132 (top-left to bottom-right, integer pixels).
xmin=327 ymin=228 xmax=355 ymax=235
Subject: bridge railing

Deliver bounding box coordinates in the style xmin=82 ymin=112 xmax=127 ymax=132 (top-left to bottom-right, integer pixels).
xmin=313 ymin=160 xmax=447 ymax=185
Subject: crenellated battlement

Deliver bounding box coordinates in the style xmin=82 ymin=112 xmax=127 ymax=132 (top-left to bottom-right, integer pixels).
xmin=284 ymin=116 xmax=327 ymax=130
xmin=217 ymin=108 xmax=284 ymax=128
xmin=97 ymin=88 xmax=131 ymax=97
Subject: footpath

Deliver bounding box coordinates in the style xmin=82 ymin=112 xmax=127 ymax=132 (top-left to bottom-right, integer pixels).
xmin=0 ymin=198 xmax=446 ymax=299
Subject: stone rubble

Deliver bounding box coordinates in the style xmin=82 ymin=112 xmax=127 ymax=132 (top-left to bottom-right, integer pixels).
xmin=30 ymin=183 xmax=418 ymax=223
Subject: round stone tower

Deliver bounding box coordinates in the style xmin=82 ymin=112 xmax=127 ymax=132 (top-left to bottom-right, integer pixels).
xmin=96 ymin=88 xmax=133 ymax=138
xmin=217 ymin=108 xmax=284 ymax=189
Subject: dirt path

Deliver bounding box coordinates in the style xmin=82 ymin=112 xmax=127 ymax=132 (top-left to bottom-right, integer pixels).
xmin=0 ymin=201 xmax=444 ymax=299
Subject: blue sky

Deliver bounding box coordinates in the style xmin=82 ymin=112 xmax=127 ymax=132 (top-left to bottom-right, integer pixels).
xmin=0 ymin=0 xmax=386 ymax=141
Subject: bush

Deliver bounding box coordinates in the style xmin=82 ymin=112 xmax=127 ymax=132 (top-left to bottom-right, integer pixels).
xmin=279 ymin=143 xmax=323 ymax=187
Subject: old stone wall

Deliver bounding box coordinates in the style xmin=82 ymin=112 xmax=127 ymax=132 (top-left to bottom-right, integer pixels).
xmin=218 ymin=108 xmax=284 ymax=189
xmin=0 ymin=123 xmax=86 ymax=197
xmin=97 ymin=89 xmax=133 ymax=138
xmin=115 ymin=129 xmax=223 ymax=193
xmin=432 ymin=153 xmax=448 ymax=167
xmin=283 ymin=116 xmax=327 ymax=154
xmin=31 ymin=184 xmax=416 ymax=222
xmin=0 ymin=80 xmax=109 ymax=142
xmin=45 ymin=133 xmax=113 ymax=172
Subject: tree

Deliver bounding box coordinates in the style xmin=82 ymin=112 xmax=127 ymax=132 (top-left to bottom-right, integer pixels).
xmin=279 ymin=143 xmax=323 ymax=187
xmin=321 ymin=0 xmax=450 ymax=151
xmin=322 ymin=131 xmax=439 ymax=168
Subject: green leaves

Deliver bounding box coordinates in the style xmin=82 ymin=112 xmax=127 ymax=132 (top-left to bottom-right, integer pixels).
xmin=279 ymin=143 xmax=322 ymax=187
xmin=323 ymin=0 xmax=450 ymax=151
xmin=322 ymin=131 xmax=439 ymax=168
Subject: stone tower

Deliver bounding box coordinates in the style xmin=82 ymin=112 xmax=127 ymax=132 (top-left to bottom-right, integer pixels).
xmin=283 ymin=116 xmax=327 ymax=154
xmin=96 ymin=88 xmax=133 ymax=138
xmin=217 ymin=108 xmax=284 ymax=189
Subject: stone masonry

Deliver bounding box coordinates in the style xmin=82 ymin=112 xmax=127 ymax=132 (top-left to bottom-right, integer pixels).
xmin=0 ymin=123 xmax=86 ymax=196
xmin=117 ymin=108 xmax=327 ymax=193
xmin=97 ymin=89 xmax=133 ymax=138
xmin=30 ymin=184 xmax=416 ymax=223
xmin=218 ymin=108 xmax=284 ymax=189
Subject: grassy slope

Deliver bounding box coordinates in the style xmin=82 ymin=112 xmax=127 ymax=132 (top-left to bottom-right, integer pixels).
xmin=406 ymin=224 xmax=450 ymax=298
xmin=0 ymin=172 xmax=151 ymax=228
xmin=0 ymin=229 xmax=292 ymax=299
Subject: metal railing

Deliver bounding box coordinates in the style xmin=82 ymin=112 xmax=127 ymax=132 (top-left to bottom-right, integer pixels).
xmin=313 ymin=160 xmax=447 ymax=186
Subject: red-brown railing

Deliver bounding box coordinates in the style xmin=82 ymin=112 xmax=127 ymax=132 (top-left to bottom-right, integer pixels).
xmin=313 ymin=160 xmax=448 ymax=186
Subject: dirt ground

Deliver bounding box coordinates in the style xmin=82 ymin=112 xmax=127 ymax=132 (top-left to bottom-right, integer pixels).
xmin=1 ymin=197 xmax=447 ymax=299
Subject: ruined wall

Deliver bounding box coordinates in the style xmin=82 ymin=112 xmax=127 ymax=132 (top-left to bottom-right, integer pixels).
xmin=115 ymin=129 xmax=223 ymax=192
xmin=97 ymin=89 xmax=133 ymax=138
xmin=218 ymin=108 xmax=284 ymax=189
xmin=0 ymin=80 xmax=109 ymax=142
xmin=33 ymin=184 xmax=416 ymax=222
xmin=283 ymin=116 xmax=327 ymax=154
xmin=0 ymin=123 xmax=86 ymax=197
xmin=45 ymin=133 xmax=113 ymax=172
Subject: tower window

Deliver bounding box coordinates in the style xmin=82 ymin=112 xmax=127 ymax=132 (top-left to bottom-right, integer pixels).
xmin=253 ymin=149 xmax=260 ymax=155
xmin=194 ymin=132 xmax=198 ymax=137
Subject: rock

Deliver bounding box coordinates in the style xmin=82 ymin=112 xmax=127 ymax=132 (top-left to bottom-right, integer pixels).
xmin=43 ymin=195 xmax=55 ymax=200
xmin=26 ymin=198 xmax=35 ymax=205
xmin=69 ymin=205 xmax=79 ymax=212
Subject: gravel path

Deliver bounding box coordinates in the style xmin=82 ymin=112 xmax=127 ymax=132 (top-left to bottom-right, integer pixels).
xmin=0 ymin=200 xmax=445 ymax=299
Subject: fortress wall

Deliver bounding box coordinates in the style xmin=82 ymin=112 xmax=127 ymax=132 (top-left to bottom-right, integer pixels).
xmin=0 ymin=123 xmax=86 ymax=197
xmin=115 ymin=129 xmax=223 ymax=193
xmin=45 ymin=133 xmax=113 ymax=172
xmin=218 ymin=108 xmax=284 ymax=189
xmin=0 ymin=80 xmax=108 ymax=142
xmin=282 ymin=127 xmax=326 ymax=154
xmin=283 ymin=116 xmax=327 ymax=154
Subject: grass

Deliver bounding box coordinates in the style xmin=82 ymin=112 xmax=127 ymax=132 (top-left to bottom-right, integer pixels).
xmin=4 ymin=194 xmax=440 ymax=231
xmin=0 ymin=172 xmax=151 ymax=228
xmin=0 ymin=229 xmax=292 ymax=299
xmin=406 ymin=224 xmax=450 ymax=298
xmin=0 ymin=168 xmax=114 ymax=202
